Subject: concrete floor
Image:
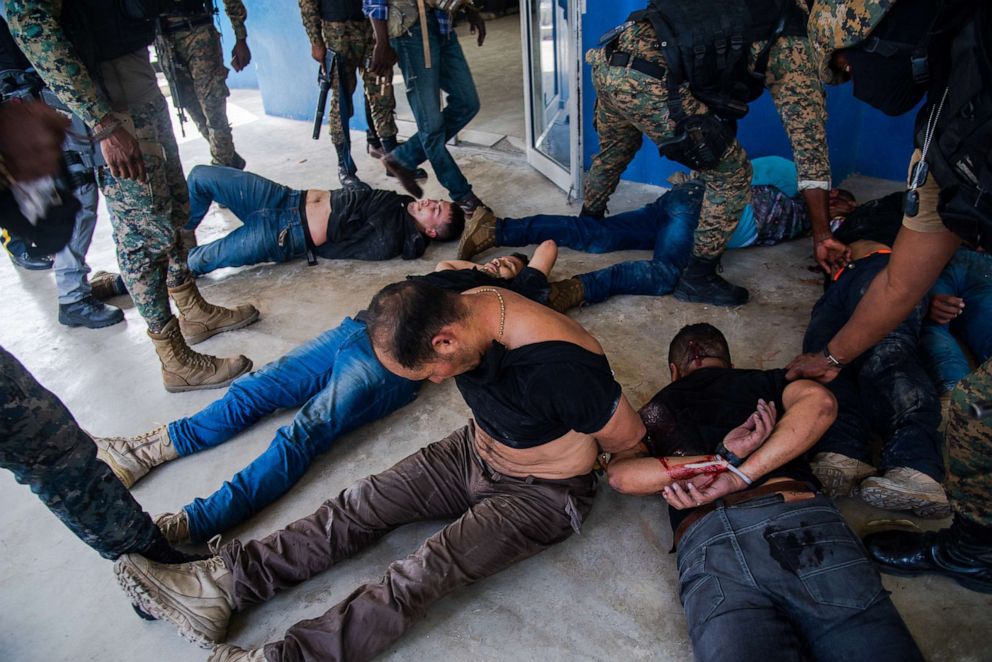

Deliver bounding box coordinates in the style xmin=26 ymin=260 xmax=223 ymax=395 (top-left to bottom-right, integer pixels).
xmin=2 ymin=86 xmax=991 ymax=661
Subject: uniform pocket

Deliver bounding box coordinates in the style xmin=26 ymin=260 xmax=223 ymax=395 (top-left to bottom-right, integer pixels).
xmin=679 ymin=548 xmax=725 ymax=627
xmin=765 ymin=520 xmax=883 ymax=609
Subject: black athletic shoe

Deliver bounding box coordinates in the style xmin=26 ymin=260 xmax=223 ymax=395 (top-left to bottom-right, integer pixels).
xmin=58 ymin=297 xmax=125 ymax=329
xmin=4 ymin=235 xmax=53 ymax=270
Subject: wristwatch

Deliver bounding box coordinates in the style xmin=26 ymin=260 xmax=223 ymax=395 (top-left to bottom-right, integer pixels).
xmin=715 ymin=441 xmax=744 ymax=467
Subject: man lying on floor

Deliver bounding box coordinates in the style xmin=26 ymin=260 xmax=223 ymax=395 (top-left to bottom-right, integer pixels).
xmin=183 ymin=165 xmax=464 ymax=275
xmin=788 ymin=194 xmax=949 ymax=517
xmin=606 ymin=323 xmax=924 ymax=662
xmin=456 ymin=156 xmax=858 ymax=310
xmin=93 ymin=241 xmax=557 ymax=545
xmin=115 ymin=276 xmax=646 ymax=660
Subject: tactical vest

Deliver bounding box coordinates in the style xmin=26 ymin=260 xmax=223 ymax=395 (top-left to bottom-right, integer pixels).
xmin=319 ymin=0 xmax=366 ymax=23
xmin=628 ymin=0 xmax=808 ymax=120
xmin=163 ymin=0 xmax=210 ymax=15
xmin=922 ymin=1 xmax=992 ymax=250
xmin=60 ymin=0 xmax=157 ymax=69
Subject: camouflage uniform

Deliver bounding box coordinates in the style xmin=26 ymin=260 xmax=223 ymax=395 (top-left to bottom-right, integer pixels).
xmin=299 ymin=0 xmax=397 ymax=146
xmin=0 ymin=346 xmax=163 ymax=559
xmin=7 ymin=1 xmax=194 ymax=332
xmin=157 ymin=0 xmax=248 ymax=167
xmin=584 ymin=18 xmax=829 ymax=259
xmin=946 ymin=357 xmax=992 ymax=528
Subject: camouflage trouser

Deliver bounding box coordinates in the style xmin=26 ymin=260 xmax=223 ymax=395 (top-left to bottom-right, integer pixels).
xmin=159 ymin=23 xmax=238 ymax=166
xmin=0 ymin=346 xmax=163 ymax=560
xmin=946 ymin=356 xmax=992 ymax=528
xmin=98 ymin=95 xmax=192 ymax=332
xmin=583 ymin=47 xmax=751 ymax=259
xmin=322 ymin=19 xmax=397 ymax=146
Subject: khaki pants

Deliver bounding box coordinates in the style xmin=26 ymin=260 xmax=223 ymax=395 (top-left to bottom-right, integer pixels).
xmin=221 ymin=423 xmax=597 ymax=662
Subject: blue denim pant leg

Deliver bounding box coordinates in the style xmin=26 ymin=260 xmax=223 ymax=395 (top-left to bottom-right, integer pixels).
xmin=180 ymin=320 xmax=422 ymax=541
xmin=391 ymin=22 xmax=479 ymax=202
xmin=185 ymin=166 xmax=305 ymax=275
xmin=53 ymin=181 xmax=99 ymax=304
xmin=859 ymin=305 xmax=945 ymax=480
xmin=678 ymin=495 xmax=923 ymax=662
xmin=497 ymin=205 xmax=658 ymax=252
xmin=920 ymin=321 xmax=970 ymax=393
xmin=575 ymin=183 xmax=703 ymax=303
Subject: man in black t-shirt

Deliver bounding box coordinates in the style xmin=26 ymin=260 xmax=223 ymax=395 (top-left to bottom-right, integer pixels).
xmin=606 ymin=323 xmax=923 ymax=662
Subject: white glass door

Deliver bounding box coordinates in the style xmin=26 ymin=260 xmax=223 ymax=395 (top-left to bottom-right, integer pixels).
xmin=521 ymin=0 xmax=582 ymax=196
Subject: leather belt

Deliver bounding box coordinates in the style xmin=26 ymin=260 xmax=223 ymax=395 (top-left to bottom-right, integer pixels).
xmin=605 ymin=48 xmax=667 ymax=82
xmin=673 ymin=479 xmax=816 ymax=548
xmin=159 ymin=14 xmax=214 ymax=34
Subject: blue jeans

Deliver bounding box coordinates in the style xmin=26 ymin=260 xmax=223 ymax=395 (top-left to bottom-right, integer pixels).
xmin=678 ymin=493 xmax=923 ymax=662
xmin=167 ymin=317 xmax=422 ymax=542
xmin=54 ymin=181 xmax=99 ymax=304
xmin=920 ymin=248 xmax=992 ymax=393
xmin=390 ymin=21 xmax=480 ymax=202
xmin=803 ymin=254 xmax=944 ymax=480
xmin=185 ymin=165 xmax=307 ymax=275
xmin=498 ymin=182 xmax=704 ymax=303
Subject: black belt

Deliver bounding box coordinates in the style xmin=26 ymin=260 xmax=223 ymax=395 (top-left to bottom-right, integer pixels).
xmin=159 ymin=13 xmax=214 ymax=34
xmin=298 ymin=194 xmax=318 ymax=266
xmin=604 ymin=45 xmax=667 ymax=82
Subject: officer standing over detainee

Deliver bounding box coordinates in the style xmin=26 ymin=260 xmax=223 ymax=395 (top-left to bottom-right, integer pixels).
xmin=155 ymin=0 xmax=252 ymax=170
xmin=584 ymin=0 xmax=845 ymax=307
xmin=6 ymin=0 xmax=259 ymax=393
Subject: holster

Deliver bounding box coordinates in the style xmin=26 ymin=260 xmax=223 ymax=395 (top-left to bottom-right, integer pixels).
xmin=659 ymin=113 xmax=735 ymax=171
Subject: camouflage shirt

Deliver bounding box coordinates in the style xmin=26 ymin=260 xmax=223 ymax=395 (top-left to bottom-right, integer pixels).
xmin=220 ymin=0 xmax=249 ymax=42
xmin=618 ymin=19 xmax=830 ymax=188
xmin=4 ymin=0 xmax=112 ymax=128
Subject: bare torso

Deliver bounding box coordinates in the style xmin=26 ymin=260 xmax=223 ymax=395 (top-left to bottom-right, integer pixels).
xmin=849 ymin=238 xmax=891 ymax=261
xmin=304 ymin=189 xmax=331 ymax=247
xmin=466 ymin=287 xmax=609 ymax=480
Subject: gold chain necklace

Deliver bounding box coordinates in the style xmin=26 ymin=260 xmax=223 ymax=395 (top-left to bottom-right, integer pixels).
xmin=473 ymin=287 xmax=505 ymax=341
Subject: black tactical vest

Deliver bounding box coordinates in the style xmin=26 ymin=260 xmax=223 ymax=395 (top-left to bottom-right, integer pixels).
xmin=60 ymin=0 xmax=157 ymax=68
xmin=164 ymin=0 xmax=210 ymax=15
xmin=628 ymin=0 xmax=808 ymax=118
xmin=319 ymin=0 xmax=366 ymax=22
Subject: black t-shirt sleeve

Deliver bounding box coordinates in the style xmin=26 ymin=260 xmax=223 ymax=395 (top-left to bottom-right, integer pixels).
xmin=524 ymin=360 xmax=622 ymax=434
xmin=508 ymin=266 xmax=550 ymax=304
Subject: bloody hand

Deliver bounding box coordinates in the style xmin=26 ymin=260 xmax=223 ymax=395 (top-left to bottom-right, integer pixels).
xmin=662 ymin=471 xmax=750 ymax=510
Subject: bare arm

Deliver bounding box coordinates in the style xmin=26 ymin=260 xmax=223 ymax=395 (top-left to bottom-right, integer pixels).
xmin=528 ymin=240 xmax=558 ymax=277
xmin=593 ymin=394 xmax=647 ymax=455
xmin=787 ymin=225 xmax=962 ymax=382
xmin=663 ymin=380 xmax=836 ymax=509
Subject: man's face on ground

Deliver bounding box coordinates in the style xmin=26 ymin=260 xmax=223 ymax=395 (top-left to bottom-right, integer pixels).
xmin=374 ymin=335 xmax=480 ymax=384
xmin=829 ymin=189 xmax=858 ymax=218
xmin=408 ymin=199 xmax=453 ymax=237
xmin=478 ymin=255 xmax=524 ymax=279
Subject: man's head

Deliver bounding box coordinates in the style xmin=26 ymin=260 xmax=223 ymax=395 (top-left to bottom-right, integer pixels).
xmin=829 ymin=188 xmax=858 ymax=218
xmin=668 ymin=323 xmax=732 ymax=381
xmin=407 ymin=199 xmax=465 ymax=241
xmin=478 ymin=253 xmax=528 ymax=279
xmin=366 ymin=280 xmax=481 ymax=383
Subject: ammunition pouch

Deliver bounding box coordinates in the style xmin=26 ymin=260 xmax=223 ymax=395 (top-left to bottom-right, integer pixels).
xmin=659 ymin=113 xmax=735 ymax=171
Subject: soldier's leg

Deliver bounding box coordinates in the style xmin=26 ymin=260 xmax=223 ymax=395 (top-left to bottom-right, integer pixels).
xmin=582 ymin=54 xmax=646 ymax=217
xmin=692 ymin=141 xmax=752 ymax=259
xmin=176 ymin=25 xmax=238 ymax=167
xmin=0 ymin=346 xmax=186 ymax=562
xmin=355 ymin=20 xmax=397 ymax=143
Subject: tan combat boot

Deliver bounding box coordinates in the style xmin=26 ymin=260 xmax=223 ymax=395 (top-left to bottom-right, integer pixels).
xmin=810 ymin=452 xmax=876 ymax=497
xmin=89 ymin=270 xmax=129 ymax=301
xmin=858 ymin=467 xmax=952 ymax=519
xmin=155 ymin=511 xmax=192 ymax=545
xmin=149 ymin=318 xmax=252 ymax=393
xmin=456 ymin=206 xmax=497 ymax=260
xmin=547 ymin=277 xmax=585 ymax=313
xmin=92 ymin=426 xmax=177 ymax=488
xmin=168 ymin=279 xmax=260 ymax=345
xmin=114 ymin=552 xmax=235 ymax=648
xmin=209 ymin=645 xmax=266 ymax=662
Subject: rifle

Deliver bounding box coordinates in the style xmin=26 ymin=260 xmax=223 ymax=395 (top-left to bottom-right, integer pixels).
xmin=154 ymin=26 xmax=189 ymax=137
xmin=311 ymin=49 xmax=353 ymax=161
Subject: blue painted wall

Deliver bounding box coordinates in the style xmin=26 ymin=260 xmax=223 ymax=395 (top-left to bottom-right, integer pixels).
xmin=219 ymin=0 xmax=371 ymax=131
xmin=579 ymin=1 xmax=918 ymax=184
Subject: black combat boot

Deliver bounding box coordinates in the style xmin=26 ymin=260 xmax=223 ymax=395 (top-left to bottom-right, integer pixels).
xmin=864 ymin=517 xmax=992 ymax=594
xmin=673 ymin=255 xmax=749 ymax=306
xmin=335 ymin=143 xmax=364 ymax=189
xmin=579 ymin=204 xmax=605 ymax=220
